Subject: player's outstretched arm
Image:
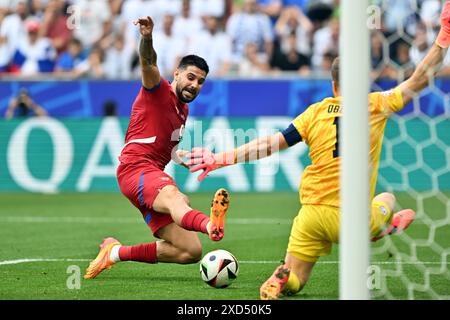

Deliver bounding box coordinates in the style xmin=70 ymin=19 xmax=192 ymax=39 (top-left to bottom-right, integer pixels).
xmin=397 ymin=1 xmax=450 ymax=105
xmin=134 ymin=16 xmax=161 ymax=89
xmin=186 ymin=132 xmax=290 ymax=181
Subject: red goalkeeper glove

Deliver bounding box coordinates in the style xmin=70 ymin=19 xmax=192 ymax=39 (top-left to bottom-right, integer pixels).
xmin=186 ymin=148 xmax=220 ymax=181
xmin=436 ymin=1 xmax=450 ymax=48
xmin=186 ymin=147 xmax=237 ymax=182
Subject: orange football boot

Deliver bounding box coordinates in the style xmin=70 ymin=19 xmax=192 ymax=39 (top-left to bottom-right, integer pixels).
xmin=84 ymin=237 xmax=121 ymax=279
xmin=260 ymin=264 xmax=291 ymax=300
xmin=209 ymin=188 xmax=229 ymax=241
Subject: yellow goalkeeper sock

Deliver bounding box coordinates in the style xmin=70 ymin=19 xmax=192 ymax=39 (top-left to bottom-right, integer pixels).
xmin=282 ymin=272 xmax=301 ymax=296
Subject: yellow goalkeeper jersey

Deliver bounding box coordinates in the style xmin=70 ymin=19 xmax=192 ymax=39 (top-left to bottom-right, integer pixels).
xmin=289 ymin=88 xmax=405 ymax=207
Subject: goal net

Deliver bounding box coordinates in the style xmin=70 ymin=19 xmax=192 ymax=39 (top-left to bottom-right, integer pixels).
xmin=368 ymin=0 xmax=449 ymax=299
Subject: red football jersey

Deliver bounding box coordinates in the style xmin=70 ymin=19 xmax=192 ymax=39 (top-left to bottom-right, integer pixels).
xmin=119 ymin=78 xmax=188 ymax=170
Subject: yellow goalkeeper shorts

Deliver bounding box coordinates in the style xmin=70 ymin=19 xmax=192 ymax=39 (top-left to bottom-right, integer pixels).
xmin=287 ymin=201 xmax=393 ymax=263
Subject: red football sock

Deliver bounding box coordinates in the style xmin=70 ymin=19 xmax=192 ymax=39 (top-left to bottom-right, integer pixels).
xmin=181 ymin=209 xmax=209 ymax=234
xmin=118 ymin=242 xmax=157 ymax=263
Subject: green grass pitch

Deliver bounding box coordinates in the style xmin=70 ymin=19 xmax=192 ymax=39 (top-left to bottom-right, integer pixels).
xmin=0 ymin=192 xmax=448 ymax=300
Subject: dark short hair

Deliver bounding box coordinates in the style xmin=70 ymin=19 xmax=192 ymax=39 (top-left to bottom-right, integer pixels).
xmin=331 ymin=56 xmax=339 ymax=85
xmin=178 ymin=55 xmax=209 ymax=75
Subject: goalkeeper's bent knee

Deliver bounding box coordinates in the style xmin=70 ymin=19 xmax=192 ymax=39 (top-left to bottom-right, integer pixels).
xmin=282 ymin=272 xmax=301 ymax=296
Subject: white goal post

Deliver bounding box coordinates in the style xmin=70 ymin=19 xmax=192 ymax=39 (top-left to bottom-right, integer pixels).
xmin=339 ymin=0 xmax=371 ymax=300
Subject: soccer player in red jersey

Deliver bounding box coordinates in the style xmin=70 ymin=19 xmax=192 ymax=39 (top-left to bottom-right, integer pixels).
xmin=84 ymin=16 xmax=229 ymax=279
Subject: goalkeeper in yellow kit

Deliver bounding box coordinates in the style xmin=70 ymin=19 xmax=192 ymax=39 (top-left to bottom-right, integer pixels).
xmin=184 ymin=2 xmax=450 ymax=300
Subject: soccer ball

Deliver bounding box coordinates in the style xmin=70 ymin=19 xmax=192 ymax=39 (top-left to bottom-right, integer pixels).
xmin=199 ymin=249 xmax=239 ymax=288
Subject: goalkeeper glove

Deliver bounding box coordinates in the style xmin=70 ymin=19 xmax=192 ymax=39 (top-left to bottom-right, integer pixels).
xmin=186 ymin=148 xmax=219 ymax=182
xmin=436 ymin=1 xmax=450 ymax=48
xmin=186 ymin=147 xmax=237 ymax=182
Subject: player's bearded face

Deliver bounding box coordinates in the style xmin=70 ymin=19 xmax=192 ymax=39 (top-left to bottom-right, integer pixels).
xmin=175 ymin=67 xmax=206 ymax=103
xmin=176 ymin=83 xmax=198 ymax=103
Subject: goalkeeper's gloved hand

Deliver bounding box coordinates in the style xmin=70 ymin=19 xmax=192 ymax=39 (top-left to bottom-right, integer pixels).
xmin=186 ymin=147 xmax=221 ymax=182
xmin=436 ymin=1 xmax=450 ymax=48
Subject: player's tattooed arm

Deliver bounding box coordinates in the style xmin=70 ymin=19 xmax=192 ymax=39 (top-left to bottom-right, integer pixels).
xmin=134 ymin=16 xmax=161 ymax=88
xmin=139 ymin=36 xmax=157 ymax=67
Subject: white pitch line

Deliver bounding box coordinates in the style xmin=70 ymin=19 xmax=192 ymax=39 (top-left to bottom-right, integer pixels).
xmin=0 ymin=258 xmax=446 ymax=266
xmin=0 ymin=216 xmax=292 ymax=225
xmin=0 ymin=258 xmax=90 ymax=266
xmin=0 ymin=216 xmax=138 ymax=224
xmin=241 ymin=261 xmax=447 ymax=265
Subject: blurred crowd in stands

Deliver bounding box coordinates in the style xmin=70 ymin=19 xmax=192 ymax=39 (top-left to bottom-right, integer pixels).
xmin=0 ymin=0 xmax=449 ymax=80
